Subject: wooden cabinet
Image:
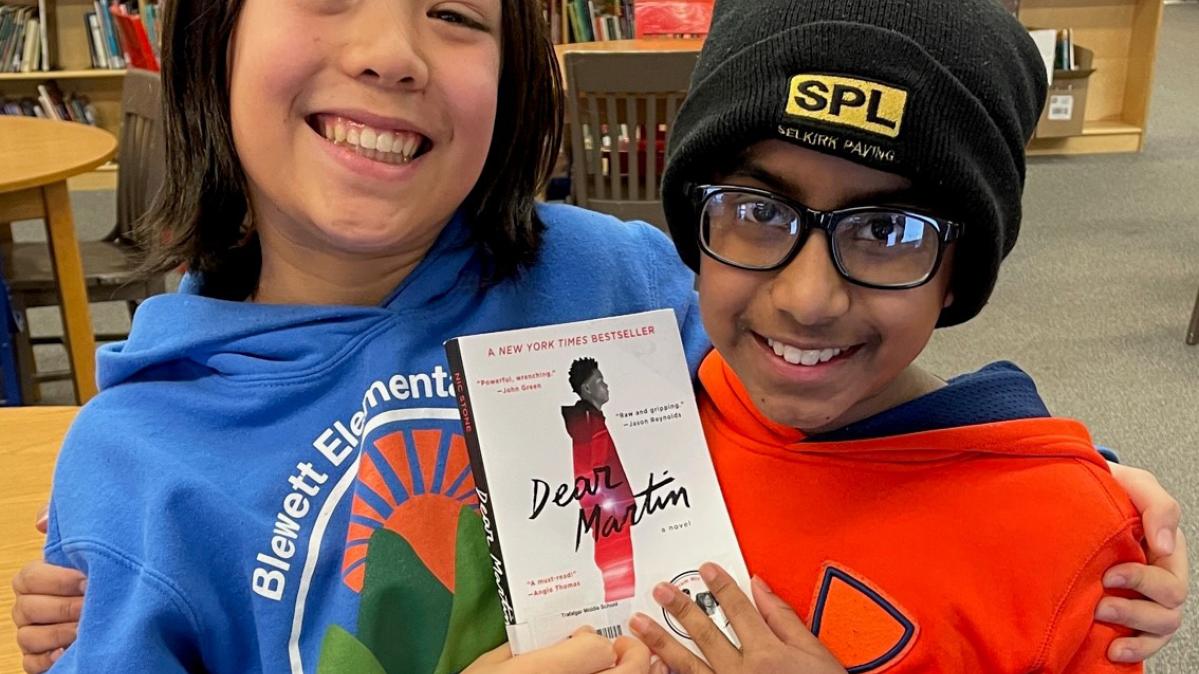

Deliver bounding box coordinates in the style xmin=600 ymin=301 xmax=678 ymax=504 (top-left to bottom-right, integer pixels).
xmin=1020 ymin=0 xmax=1165 ymax=155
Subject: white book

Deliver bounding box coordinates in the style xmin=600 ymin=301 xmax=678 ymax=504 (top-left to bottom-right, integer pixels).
xmin=87 ymin=13 xmax=108 ymax=69
xmin=445 ymin=310 xmax=750 ymax=657
xmin=21 ymin=18 xmax=39 ymax=72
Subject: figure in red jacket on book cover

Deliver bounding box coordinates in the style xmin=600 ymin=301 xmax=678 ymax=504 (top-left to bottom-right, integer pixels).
xmin=561 ymin=357 xmax=636 ymax=601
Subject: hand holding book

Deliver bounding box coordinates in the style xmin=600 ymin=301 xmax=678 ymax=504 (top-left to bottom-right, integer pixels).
xmin=630 ymin=563 xmax=848 ymax=674
xmin=463 ymin=626 xmax=651 ymax=674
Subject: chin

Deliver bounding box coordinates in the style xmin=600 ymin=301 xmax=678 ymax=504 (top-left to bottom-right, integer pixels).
xmin=756 ymin=392 xmax=850 ymax=434
xmin=315 ymin=212 xmax=442 ymax=254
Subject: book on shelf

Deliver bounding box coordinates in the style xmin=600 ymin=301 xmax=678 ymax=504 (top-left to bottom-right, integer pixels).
xmin=444 ymin=310 xmax=750 ymax=656
xmin=111 ymin=2 xmax=159 ymax=71
xmin=92 ymin=0 xmax=124 ymax=68
xmin=634 ymin=0 xmax=712 ymax=38
xmin=2 ymin=79 xmax=99 ymax=125
xmin=556 ymin=0 xmax=636 ymax=43
xmin=81 ymin=1 xmax=159 ymax=72
xmin=0 ymin=3 xmax=44 ymax=72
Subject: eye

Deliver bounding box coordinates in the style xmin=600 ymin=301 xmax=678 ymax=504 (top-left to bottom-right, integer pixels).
xmin=850 ymin=214 xmax=902 ymax=244
xmin=735 ymin=200 xmax=788 ymax=227
xmin=429 ymin=7 xmax=488 ymax=30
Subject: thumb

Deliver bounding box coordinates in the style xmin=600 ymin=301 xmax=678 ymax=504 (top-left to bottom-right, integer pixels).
xmin=35 ymin=503 xmax=49 ymax=534
xmin=751 ymin=576 xmax=822 ymax=648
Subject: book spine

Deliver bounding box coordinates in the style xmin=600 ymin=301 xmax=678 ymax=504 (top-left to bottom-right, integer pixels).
xmin=444 ymin=339 xmax=517 ymax=628
xmin=95 ymin=1 xmax=124 ymax=68
xmin=22 ymin=18 xmax=38 ymax=72
xmin=87 ymin=13 xmax=107 ymax=69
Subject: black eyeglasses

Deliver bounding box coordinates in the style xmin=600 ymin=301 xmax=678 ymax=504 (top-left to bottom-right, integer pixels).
xmin=694 ymin=184 xmax=961 ymax=290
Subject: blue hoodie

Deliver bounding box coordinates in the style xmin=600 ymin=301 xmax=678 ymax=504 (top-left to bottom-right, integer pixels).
xmin=44 ymin=204 xmax=708 ymax=674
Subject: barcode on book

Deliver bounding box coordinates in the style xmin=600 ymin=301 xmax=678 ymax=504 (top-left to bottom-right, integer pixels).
xmin=596 ymin=624 xmax=624 ymax=639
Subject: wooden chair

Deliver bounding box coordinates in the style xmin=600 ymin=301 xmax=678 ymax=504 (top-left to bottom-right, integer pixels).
xmin=1187 ymin=285 xmax=1198 ymax=346
xmin=0 ymin=406 xmax=78 ymax=673
xmin=4 ymin=69 xmax=166 ymax=402
xmin=0 ymin=259 xmax=21 ymax=406
xmin=564 ymin=50 xmax=700 ymax=233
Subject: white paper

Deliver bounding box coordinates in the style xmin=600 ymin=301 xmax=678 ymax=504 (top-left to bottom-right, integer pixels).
xmin=1029 ymin=29 xmax=1058 ymax=87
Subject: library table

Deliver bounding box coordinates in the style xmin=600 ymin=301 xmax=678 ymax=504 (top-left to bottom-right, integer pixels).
xmin=0 ymin=406 xmax=79 ymax=674
xmin=0 ymin=118 xmax=117 ymax=404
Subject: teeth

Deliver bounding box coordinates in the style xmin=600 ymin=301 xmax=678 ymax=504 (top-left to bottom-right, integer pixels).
xmin=317 ymin=115 xmax=427 ymax=165
xmin=766 ymin=338 xmax=845 ymax=368
xmin=359 ymin=128 xmax=377 ymax=150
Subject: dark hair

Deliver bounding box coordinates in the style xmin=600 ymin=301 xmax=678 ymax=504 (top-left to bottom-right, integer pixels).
xmin=140 ymin=0 xmax=563 ymax=301
xmin=568 ymin=357 xmax=600 ymax=394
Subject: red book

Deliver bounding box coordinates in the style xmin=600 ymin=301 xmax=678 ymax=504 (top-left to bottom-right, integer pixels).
xmin=634 ymin=0 xmax=713 ymax=38
xmin=110 ymin=6 xmax=159 ymax=71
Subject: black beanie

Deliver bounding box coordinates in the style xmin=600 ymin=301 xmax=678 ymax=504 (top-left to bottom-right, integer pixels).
xmin=661 ymin=0 xmax=1049 ymax=327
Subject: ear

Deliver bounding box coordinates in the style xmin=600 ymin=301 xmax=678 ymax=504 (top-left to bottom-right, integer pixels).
xmin=942 ymin=290 xmax=955 ymax=310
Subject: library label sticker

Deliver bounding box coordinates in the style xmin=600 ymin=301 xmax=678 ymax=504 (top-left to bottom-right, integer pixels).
xmin=1048 ymin=95 xmax=1075 ymax=121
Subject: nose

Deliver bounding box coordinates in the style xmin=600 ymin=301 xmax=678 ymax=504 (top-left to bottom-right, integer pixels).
xmin=768 ymin=232 xmax=851 ymax=327
xmin=340 ymin=1 xmax=430 ymax=91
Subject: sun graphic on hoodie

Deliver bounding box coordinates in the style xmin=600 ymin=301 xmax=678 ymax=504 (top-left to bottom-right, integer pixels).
xmin=341 ymin=419 xmax=478 ymax=592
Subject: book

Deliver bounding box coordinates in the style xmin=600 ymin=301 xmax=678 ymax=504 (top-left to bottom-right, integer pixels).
xmin=94 ymin=0 xmax=124 ymax=69
xmin=633 ymin=0 xmax=712 ymax=38
xmin=21 ymin=17 xmax=39 ymax=72
xmin=111 ymin=3 xmax=159 ymax=71
xmin=445 ymin=310 xmax=750 ymax=656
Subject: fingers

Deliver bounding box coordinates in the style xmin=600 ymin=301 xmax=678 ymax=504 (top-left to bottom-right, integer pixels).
xmin=1095 ymin=596 xmax=1182 ymax=637
xmin=750 ymin=576 xmax=820 ymax=648
xmin=11 ymin=562 xmax=87 ymax=598
xmin=12 ymin=594 xmax=84 ymax=628
xmin=1104 ymin=558 xmax=1188 ymax=611
xmin=651 ymin=581 xmax=740 ymax=669
xmin=35 ymin=504 xmax=49 ymax=535
xmin=696 ymin=563 xmax=768 ymax=648
xmin=22 ymin=648 xmax=63 ymax=674
xmin=1108 ymin=463 xmax=1181 ymax=557
xmin=1107 ymin=633 xmax=1173 ymax=664
xmin=608 ymin=635 xmax=651 ymax=673
xmin=15 ymin=624 xmax=77 ymax=656
xmin=514 ymin=626 xmax=616 ymax=673
xmin=629 ymin=613 xmax=711 ymax=674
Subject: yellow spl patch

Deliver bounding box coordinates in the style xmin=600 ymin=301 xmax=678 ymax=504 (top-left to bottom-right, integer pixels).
xmin=784 ymin=75 xmax=908 ymax=139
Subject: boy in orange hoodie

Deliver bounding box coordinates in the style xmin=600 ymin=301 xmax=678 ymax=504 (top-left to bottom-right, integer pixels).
xmin=626 ymin=0 xmax=1164 ymax=672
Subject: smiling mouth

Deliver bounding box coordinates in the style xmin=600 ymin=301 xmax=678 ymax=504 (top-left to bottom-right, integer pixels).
xmin=306 ymin=113 xmax=432 ymax=165
xmin=762 ymin=336 xmax=861 ymax=367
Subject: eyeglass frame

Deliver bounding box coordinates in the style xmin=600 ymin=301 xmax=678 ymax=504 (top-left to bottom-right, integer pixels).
xmin=692 ymin=183 xmax=962 ymax=290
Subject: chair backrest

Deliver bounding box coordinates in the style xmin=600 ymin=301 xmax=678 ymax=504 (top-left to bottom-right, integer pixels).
xmin=565 ymin=50 xmax=699 ymax=233
xmin=0 ymin=259 xmax=22 ymax=405
xmin=114 ymin=68 xmax=165 ymax=246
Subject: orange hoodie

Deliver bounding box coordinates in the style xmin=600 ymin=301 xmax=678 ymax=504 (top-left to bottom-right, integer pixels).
xmin=698 ymin=352 xmax=1144 ymax=673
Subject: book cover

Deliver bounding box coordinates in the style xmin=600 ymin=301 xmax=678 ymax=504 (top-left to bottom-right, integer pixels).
xmin=445 ymin=310 xmax=750 ymax=656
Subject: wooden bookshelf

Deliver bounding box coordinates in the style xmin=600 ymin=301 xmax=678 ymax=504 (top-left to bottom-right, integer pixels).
xmin=1020 ymin=0 xmax=1165 ymax=155
xmin=0 ymin=68 xmax=125 ymax=80
xmin=0 ymin=0 xmax=146 ymax=181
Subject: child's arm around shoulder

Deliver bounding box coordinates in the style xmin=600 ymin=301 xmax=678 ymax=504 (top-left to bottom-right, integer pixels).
xmin=43 ymin=518 xmax=203 ymax=671
xmin=41 ymin=406 xmax=204 ymax=671
xmin=1034 ymin=464 xmax=1146 ymax=674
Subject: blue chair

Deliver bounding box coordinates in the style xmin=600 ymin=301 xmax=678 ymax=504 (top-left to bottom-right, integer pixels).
xmin=0 ymin=257 xmax=24 ymax=405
